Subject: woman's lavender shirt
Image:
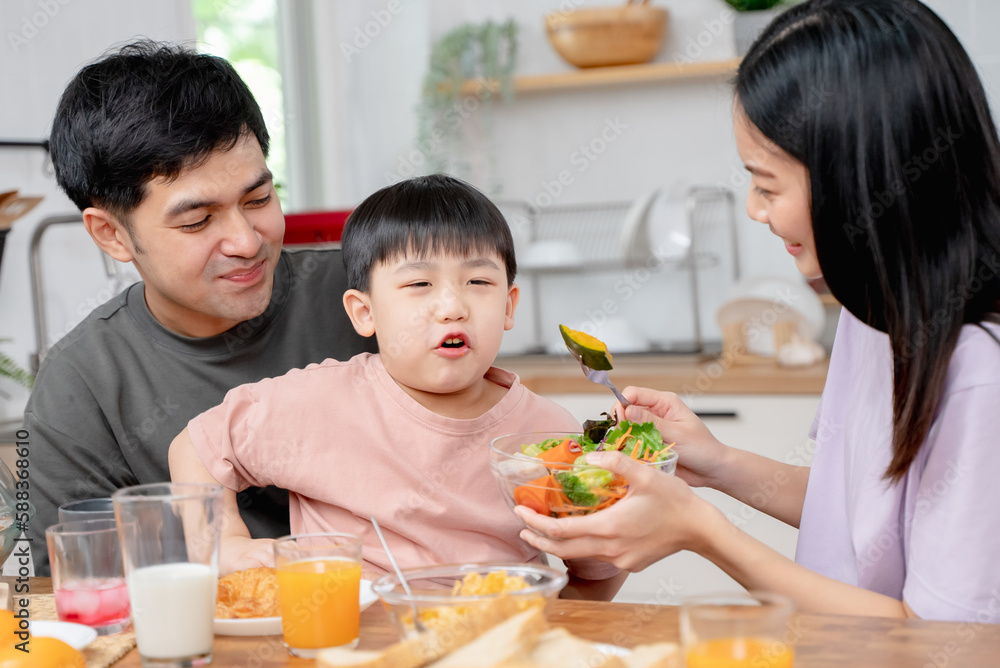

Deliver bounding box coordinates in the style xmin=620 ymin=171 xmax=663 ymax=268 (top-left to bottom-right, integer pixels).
xmin=796 ymin=309 xmax=1000 ymax=622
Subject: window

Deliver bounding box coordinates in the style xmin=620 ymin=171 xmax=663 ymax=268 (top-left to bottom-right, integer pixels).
xmin=192 ymin=0 xmax=287 ymax=206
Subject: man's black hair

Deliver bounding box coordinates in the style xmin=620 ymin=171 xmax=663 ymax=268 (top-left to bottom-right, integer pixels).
xmin=341 ymin=174 xmax=517 ymax=292
xmin=49 ymin=39 xmax=269 ymax=233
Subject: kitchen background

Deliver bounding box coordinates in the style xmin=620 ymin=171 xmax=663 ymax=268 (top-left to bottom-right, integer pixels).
xmin=1 ymin=0 xmax=998 ymax=595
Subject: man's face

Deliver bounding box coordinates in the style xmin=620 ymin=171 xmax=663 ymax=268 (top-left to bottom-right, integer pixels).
xmin=115 ymin=136 xmax=284 ymax=337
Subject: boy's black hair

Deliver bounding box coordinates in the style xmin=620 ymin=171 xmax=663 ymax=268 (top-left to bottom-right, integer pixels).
xmin=341 ymin=174 xmax=517 ymax=292
xmin=49 ymin=39 xmax=269 ymax=234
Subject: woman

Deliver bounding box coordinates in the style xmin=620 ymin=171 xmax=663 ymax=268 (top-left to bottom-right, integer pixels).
xmin=518 ymin=0 xmax=1000 ymax=622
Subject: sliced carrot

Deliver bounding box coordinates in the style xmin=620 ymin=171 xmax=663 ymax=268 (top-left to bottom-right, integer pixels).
xmin=630 ymin=438 xmax=644 ymax=460
xmin=613 ymin=425 xmax=634 ymax=451
xmin=551 ymin=486 xmax=628 ymax=516
xmin=513 ymin=475 xmax=558 ymax=515
xmin=538 ymin=438 xmax=583 ymax=468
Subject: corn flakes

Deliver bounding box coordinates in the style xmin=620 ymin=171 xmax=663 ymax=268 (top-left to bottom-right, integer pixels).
xmin=406 ymin=571 xmax=541 ymax=631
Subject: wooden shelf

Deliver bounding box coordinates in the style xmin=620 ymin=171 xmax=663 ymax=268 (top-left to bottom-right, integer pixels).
xmin=459 ymin=59 xmax=740 ymax=97
xmin=500 ymin=353 xmax=829 ymax=395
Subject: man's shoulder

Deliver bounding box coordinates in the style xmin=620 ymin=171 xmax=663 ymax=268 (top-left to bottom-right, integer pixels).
xmin=38 ymin=287 xmax=136 ymax=369
xmin=26 ymin=287 xmax=143 ymax=415
xmin=280 ymin=246 xmax=346 ymax=284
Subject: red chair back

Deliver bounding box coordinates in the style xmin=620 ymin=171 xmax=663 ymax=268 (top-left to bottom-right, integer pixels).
xmin=282 ymin=210 xmax=352 ymax=245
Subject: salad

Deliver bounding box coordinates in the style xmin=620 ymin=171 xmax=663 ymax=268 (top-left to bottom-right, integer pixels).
xmin=512 ymin=416 xmax=675 ymax=518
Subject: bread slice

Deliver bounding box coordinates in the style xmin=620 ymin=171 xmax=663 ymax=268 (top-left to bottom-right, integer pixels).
xmin=315 ymin=646 xmax=406 ymax=668
xmin=622 ymin=643 xmax=681 ymax=668
xmin=526 ymin=628 xmax=627 ymax=668
xmin=426 ymin=607 xmax=547 ymax=668
xmin=317 ymin=595 xmax=522 ymax=668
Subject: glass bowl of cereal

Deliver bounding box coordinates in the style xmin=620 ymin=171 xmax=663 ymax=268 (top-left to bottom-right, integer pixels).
xmin=372 ymin=563 xmax=567 ymax=640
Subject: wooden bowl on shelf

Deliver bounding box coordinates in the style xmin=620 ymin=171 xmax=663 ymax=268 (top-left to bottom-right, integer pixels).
xmin=545 ymin=1 xmax=668 ymax=69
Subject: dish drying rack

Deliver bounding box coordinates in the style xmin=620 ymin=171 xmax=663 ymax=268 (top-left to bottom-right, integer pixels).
xmin=499 ymin=186 xmax=740 ymax=354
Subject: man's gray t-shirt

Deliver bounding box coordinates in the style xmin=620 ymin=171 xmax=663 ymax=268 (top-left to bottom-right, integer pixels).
xmin=24 ymin=248 xmax=376 ymax=574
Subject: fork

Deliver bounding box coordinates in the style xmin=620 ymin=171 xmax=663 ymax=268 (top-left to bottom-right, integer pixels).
xmin=565 ymin=348 xmax=631 ymax=407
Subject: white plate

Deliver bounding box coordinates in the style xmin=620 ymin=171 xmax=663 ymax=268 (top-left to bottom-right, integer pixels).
xmin=716 ymin=275 xmax=825 ymax=356
xmin=28 ymin=620 xmax=98 ymax=650
xmin=213 ymin=614 xmax=283 ymax=637
xmin=213 ymin=579 xmax=378 ymax=636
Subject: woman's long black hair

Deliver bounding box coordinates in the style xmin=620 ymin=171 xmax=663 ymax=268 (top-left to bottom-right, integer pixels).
xmin=736 ymin=0 xmax=1000 ymax=482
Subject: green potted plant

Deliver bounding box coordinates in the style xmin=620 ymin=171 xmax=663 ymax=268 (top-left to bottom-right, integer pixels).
xmin=726 ymin=0 xmax=787 ymax=56
xmin=416 ymin=19 xmax=518 ymax=192
xmin=0 ymin=340 xmax=33 ymax=389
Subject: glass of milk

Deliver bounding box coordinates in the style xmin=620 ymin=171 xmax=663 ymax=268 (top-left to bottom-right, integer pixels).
xmin=113 ymin=482 xmax=224 ymax=667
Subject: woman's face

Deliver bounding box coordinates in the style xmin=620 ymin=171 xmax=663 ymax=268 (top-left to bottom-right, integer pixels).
xmin=733 ymin=105 xmax=821 ymax=278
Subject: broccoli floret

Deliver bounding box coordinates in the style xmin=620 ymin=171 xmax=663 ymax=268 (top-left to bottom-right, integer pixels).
xmin=555 ymin=471 xmax=599 ymax=507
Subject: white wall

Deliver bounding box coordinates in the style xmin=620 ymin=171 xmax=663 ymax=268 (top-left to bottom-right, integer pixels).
xmin=323 ymin=0 xmax=1000 ymax=356
xmin=0 ymin=1 xmax=195 ymax=421
xmin=3 ymin=0 xmax=1000 ymax=413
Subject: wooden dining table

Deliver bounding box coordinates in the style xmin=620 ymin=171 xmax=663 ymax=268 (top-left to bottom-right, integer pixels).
xmin=21 ymin=578 xmax=1000 ymax=667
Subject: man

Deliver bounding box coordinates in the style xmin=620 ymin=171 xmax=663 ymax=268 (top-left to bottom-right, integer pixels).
xmin=25 ymin=40 xmax=375 ymax=574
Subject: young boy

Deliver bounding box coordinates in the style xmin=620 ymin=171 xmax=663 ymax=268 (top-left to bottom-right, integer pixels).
xmin=169 ymin=174 xmax=625 ymax=600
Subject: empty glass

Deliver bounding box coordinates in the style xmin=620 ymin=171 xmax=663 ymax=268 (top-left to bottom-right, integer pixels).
xmin=58 ymin=498 xmax=115 ymax=523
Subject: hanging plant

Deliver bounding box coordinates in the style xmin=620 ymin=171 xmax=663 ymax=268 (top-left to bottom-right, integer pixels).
xmin=0 ymin=340 xmax=33 ymax=389
xmin=415 ymin=19 xmax=518 ymax=189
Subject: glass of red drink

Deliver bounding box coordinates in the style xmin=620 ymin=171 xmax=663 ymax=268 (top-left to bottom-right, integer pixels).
xmin=46 ymin=518 xmax=131 ymax=635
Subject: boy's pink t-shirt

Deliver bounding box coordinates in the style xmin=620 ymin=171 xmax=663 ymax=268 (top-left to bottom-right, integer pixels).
xmin=796 ymin=310 xmax=1000 ymax=622
xmin=188 ymin=352 xmax=619 ymax=581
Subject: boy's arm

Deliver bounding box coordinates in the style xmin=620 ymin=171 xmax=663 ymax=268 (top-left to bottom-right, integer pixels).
xmin=561 ymin=571 xmax=628 ymax=602
xmin=168 ymin=428 xmax=275 ymax=574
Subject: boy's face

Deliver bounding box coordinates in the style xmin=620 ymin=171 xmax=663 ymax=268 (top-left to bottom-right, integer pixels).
xmin=344 ymin=248 xmax=519 ymax=404
xmin=84 ymin=135 xmax=284 ymax=337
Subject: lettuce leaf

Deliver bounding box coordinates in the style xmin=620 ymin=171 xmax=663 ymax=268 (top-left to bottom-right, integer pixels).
xmin=604 ymin=420 xmax=664 ymax=459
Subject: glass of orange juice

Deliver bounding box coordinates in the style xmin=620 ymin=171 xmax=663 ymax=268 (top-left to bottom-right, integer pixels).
xmin=274 ymin=532 xmax=363 ymax=657
xmin=680 ymin=592 xmax=795 ymax=668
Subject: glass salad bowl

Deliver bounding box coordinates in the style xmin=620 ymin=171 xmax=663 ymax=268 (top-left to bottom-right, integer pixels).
xmin=372 ymin=562 xmax=567 ymax=640
xmin=489 ymin=425 xmax=678 ymax=519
